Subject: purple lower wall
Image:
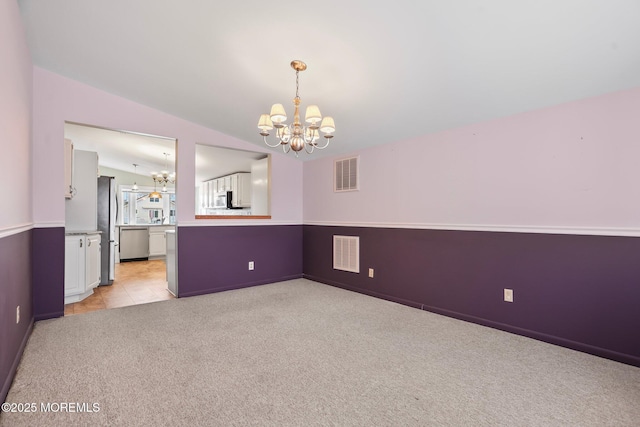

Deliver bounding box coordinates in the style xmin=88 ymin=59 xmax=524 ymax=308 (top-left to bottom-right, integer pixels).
xmin=177 ymin=225 xmax=303 ymax=297
xmin=303 ymin=225 xmax=640 ymax=367
xmin=1 ymin=230 xmax=34 ymax=402
xmin=32 ymin=227 xmax=65 ymax=320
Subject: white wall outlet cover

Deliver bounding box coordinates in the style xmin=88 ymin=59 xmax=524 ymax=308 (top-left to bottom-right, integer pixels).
xmin=248 ymin=261 xmax=254 ymax=270
xmin=368 ymin=268 xmax=374 ymax=278
xmin=16 ymin=305 xmax=20 ymax=324
xmin=504 ymin=289 xmax=514 ymax=302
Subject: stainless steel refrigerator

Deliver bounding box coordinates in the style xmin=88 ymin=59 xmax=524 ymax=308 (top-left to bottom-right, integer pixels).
xmin=97 ymin=176 xmax=117 ymax=285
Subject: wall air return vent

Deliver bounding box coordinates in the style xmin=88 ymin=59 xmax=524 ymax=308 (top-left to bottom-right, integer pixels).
xmin=333 ymin=235 xmax=360 ymax=273
xmin=334 ymin=156 xmax=359 ymax=192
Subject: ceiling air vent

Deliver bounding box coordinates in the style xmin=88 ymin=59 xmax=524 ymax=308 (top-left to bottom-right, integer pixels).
xmin=333 ymin=235 xmax=360 ymax=273
xmin=334 ymin=156 xmax=359 ymax=192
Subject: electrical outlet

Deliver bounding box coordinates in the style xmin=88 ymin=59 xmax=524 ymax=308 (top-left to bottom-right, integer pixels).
xmin=368 ymin=268 xmax=374 ymax=278
xmin=16 ymin=306 xmax=20 ymax=324
xmin=248 ymin=261 xmax=254 ymax=271
xmin=504 ymin=289 xmax=514 ymax=303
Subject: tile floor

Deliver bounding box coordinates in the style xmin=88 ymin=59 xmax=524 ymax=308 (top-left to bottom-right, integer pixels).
xmin=64 ymin=259 xmax=174 ymax=316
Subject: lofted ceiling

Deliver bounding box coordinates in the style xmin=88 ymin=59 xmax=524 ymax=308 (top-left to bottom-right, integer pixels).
xmin=20 ymin=1 xmax=640 ymax=161
xmin=64 ymin=122 xmax=177 ymax=178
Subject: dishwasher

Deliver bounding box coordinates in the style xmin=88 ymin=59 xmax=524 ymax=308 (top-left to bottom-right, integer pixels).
xmin=119 ymin=228 xmax=149 ymax=261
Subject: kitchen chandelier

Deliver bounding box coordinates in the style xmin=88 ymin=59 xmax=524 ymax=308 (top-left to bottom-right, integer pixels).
xmin=150 ymin=153 xmax=175 ymax=198
xmin=257 ymin=60 xmax=335 ymax=156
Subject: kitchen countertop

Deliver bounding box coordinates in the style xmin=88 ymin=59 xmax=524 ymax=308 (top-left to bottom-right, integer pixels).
xmin=117 ymin=224 xmax=176 ymax=228
xmin=65 ymin=230 xmax=102 ymax=236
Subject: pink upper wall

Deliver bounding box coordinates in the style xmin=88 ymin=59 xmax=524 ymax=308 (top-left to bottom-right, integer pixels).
xmin=304 ymin=87 xmax=640 ymax=234
xmin=0 ymin=1 xmax=32 ymax=232
xmin=32 ymin=68 xmax=303 ymax=227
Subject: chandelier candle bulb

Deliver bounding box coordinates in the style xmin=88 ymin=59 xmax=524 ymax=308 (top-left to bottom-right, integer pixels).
xmin=258 ymin=60 xmax=336 ymax=156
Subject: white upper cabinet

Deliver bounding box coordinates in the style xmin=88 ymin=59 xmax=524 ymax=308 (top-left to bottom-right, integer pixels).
xmin=202 ymin=172 xmax=252 ymax=209
xmin=230 ymin=172 xmax=251 ymax=208
xmin=65 ymin=150 xmax=98 ymax=232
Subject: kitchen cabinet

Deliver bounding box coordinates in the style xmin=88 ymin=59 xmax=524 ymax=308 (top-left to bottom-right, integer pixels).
xmin=230 ymin=172 xmax=251 ymax=208
xmin=64 ymin=235 xmax=84 ymax=297
xmin=86 ymin=234 xmax=101 ymax=289
xmin=149 ymin=226 xmax=174 ymax=257
xmin=201 ymin=172 xmax=251 ymax=209
xmin=207 ymin=180 xmax=216 ymax=208
xmin=65 ymin=232 xmax=101 ymax=304
xmin=64 ymin=138 xmax=74 ymax=198
xmin=215 ymin=175 xmax=231 ymax=193
xmin=65 ymin=150 xmax=99 ymax=232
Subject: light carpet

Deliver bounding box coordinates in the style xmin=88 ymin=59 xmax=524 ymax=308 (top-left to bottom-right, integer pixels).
xmin=2 ymin=279 xmax=639 ymax=426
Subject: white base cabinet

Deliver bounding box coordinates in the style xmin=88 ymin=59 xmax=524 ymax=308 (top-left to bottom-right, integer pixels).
xmin=149 ymin=226 xmax=174 ymax=257
xmin=65 ymin=233 xmax=101 ymax=304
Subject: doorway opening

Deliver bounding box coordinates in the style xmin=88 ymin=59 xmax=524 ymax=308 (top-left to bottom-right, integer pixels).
xmin=63 ymin=122 xmax=178 ymax=315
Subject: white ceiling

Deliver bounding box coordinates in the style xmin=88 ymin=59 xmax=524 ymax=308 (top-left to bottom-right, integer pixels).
xmin=64 ymin=122 xmax=176 ymax=177
xmin=20 ymin=1 xmax=640 ymax=161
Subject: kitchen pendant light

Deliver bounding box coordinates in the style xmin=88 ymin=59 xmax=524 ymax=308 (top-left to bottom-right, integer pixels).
xmin=132 ymin=163 xmax=139 ymax=192
xmin=149 ymin=187 xmax=162 ymax=199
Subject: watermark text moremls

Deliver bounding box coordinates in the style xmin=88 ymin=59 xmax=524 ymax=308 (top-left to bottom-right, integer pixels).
xmin=40 ymin=402 xmax=100 ymax=413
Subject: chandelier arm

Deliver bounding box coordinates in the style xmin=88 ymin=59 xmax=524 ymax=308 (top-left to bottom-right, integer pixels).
xmin=263 ymin=135 xmax=282 ymax=148
xmin=313 ymin=138 xmax=332 ymax=150
xmin=282 ymin=143 xmax=291 ymax=154
xmin=304 ymin=142 xmax=315 ymax=154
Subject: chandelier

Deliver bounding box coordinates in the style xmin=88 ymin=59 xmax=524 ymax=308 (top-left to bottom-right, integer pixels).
xmin=150 ymin=153 xmax=175 ymax=198
xmin=257 ymin=60 xmax=335 ymax=156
